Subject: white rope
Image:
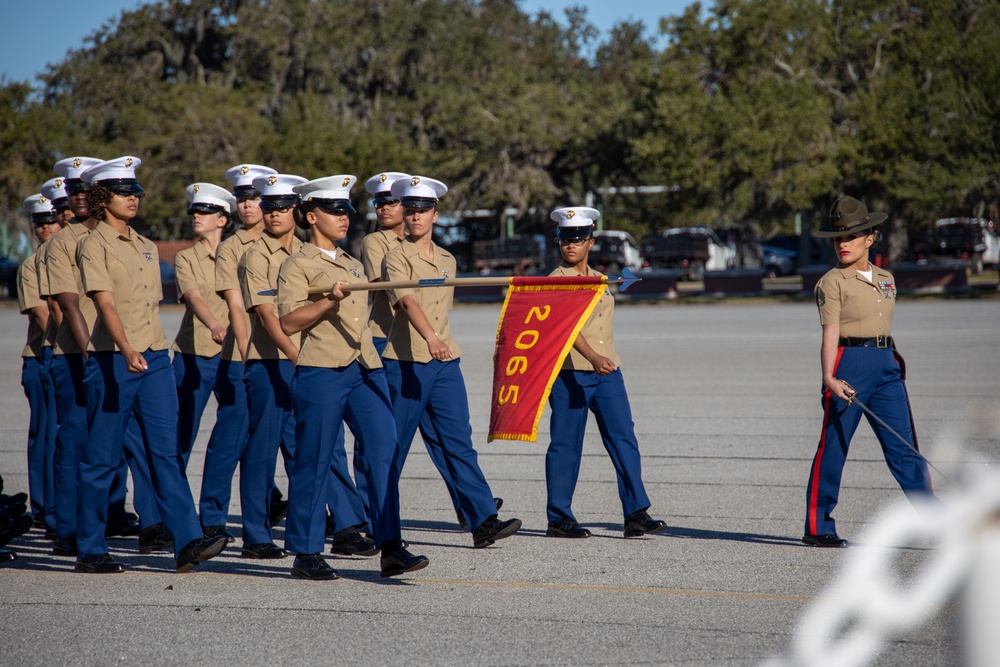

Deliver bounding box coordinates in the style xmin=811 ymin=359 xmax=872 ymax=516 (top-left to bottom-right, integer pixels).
xmin=764 ymin=458 xmax=1000 ymax=667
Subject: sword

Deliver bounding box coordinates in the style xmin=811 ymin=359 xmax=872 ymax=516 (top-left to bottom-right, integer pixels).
xmin=256 ymin=267 xmax=641 ymax=296
xmin=839 ymin=379 xmax=952 ymax=485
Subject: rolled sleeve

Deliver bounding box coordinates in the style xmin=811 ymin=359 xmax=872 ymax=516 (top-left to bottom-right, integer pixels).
xmin=275 ymin=257 xmax=311 ymax=318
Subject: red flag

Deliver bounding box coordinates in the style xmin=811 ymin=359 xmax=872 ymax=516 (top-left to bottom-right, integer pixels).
xmin=488 ymin=277 xmax=606 ymax=442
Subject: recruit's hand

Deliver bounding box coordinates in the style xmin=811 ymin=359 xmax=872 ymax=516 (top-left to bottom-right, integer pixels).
xmin=327 ymin=281 xmax=350 ymax=303
xmin=426 ymin=334 xmax=453 ymax=361
xmin=210 ymin=325 xmax=227 ymax=345
xmin=125 ymin=349 xmax=148 ymax=374
xmin=590 ymin=355 xmax=618 ymax=376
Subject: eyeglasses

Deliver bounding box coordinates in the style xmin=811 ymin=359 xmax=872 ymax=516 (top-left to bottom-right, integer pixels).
xmin=558 ymin=237 xmax=592 ymax=247
xmin=263 ymin=205 xmax=295 ymax=214
xmin=374 ymin=199 xmax=401 ymax=209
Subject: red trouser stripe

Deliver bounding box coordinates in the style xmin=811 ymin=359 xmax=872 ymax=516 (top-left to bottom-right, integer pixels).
xmin=807 ymin=347 xmax=844 ymax=536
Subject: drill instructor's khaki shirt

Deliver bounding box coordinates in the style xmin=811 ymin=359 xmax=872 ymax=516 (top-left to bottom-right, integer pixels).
xmin=276 ymin=244 xmax=380 ymax=370
xmin=382 ymin=239 xmax=461 ymax=363
xmin=815 ymin=265 xmax=896 ymax=338
xmin=78 ymin=221 xmax=168 ymax=353
xmin=239 ymin=231 xmax=302 ymax=362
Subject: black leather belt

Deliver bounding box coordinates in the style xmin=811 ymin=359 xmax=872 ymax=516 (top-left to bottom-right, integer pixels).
xmin=839 ymin=336 xmax=892 ymax=348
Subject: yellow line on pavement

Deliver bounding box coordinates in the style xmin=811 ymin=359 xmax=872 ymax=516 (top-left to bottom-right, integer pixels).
xmin=414 ymin=578 xmax=811 ymax=601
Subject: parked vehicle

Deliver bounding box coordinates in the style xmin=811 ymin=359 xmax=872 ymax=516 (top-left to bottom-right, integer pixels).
xmin=159 ymin=259 xmax=178 ymax=303
xmin=591 ymin=230 xmax=643 ymax=273
xmin=641 ymin=227 xmax=732 ymax=280
xmin=911 ymin=218 xmax=1000 ymax=274
xmin=472 ymin=235 xmax=547 ymax=274
xmin=713 ymin=224 xmax=763 ymax=269
xmin=0 ymin=254 xmax=19 ymax=298
xmin=760 ymin=234 xmax=825 ymax=277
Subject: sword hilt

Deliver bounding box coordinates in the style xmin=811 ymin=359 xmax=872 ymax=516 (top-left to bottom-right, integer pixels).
xmin=836 ymin=378 xmax=858 ymax=405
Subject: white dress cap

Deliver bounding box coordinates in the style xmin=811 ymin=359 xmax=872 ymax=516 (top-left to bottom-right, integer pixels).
xmin=225 ymin=164 xmax=278 ymax=192
xmin=389 ymin=175 xmax=448 ymax=207
xmin=550 ymin=206 xmax=599 ymax=239
xmin=295 ymin=175 xmax=357 ymax=201
xmin=251 ymin=173 xmax=308 ymax=198
xmin=80 ymin=156 xmax=142 ymax=185
xmin=186 ymin=182 xmax=237 ymax=215
xmin=41 ymin=177 xmax=69 ymax=205
xmin=22 ymin=193 xmax=57 ymax=221
xmin=364 ymin=172 xmax=411 ymax=198
xmin=54 ymin=157 xmax=104 ymax=181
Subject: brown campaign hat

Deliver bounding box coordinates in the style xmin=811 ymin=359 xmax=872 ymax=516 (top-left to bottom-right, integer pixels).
xmin=815 ymin=196 xmax=887 ymax=238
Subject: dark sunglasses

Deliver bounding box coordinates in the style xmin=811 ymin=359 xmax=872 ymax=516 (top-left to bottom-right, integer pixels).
xmin=107 ymin=185 xmax=146 ymax=199
xmin=374 ymin=199 xmax=401 ymax=209
xmin=558 ymin=236 xmax=593 ymax=247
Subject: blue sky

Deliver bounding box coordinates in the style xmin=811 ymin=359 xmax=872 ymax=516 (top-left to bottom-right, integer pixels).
xmin=0 ymin=0 xmax=695 ymax=85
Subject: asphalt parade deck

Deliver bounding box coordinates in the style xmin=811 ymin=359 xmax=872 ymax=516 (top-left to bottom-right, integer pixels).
xmin=1 ymin=298 xmax=996 ymax=665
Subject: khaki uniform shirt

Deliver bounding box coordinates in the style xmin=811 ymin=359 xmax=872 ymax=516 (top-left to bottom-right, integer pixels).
xmin=215 ymin=229 xmax=257 ymax=362
xmin=551 ymin=264 xmax=622 ymax=371
xmin=44 ymin=222 xmax=97 ymax=355
xmin=78 ymin=222 xmax=169 ymax=353
xmin=171 ymin=242 xmax=228 ymax=357
xmin=815 ymin=266 xmax=896 ymax=338
xmin=17 ymin=251 xmax=44 ymax=358
xmin=383 ymin=239 xmax=461 ymax=363
xmin=276 ymin=244 xmax=380 ymax=370
xmin=361 ymin=229 xmax=404 ymax=339
xmin=239 ymin=232 xmax=302 ymax=361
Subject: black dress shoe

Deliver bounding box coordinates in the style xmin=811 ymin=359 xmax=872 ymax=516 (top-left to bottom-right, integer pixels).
xmin=240 ymin=542 xmax=286 ymax=559
xmin=472 ymin=515 xmax=522 ymax=548
xmin=106 ymin=512 xmax=141 ymax=537
xmin=329 ymin=527 xmax=380 ymax=557
xmin=0 ymin=514 xmax=33 ymax=547
xmin=3 ymin=502 xmax=27 ymax=519
xmin=802 ymin=534 xmax=849 ymax=548
xmin=623 ymin=510 xmax=668 ymax=538
xmin=138 ymin=523 xmax=174 ymax=554
xmin=458 ymin=497 xmax=504 ymax=531
xmin=291 ymin=553 xmax=337 ymax=580
xmin=2 ymin=492 xmax=28 ymax=507
xmin=269 ymin=499 xmax=288 ymax=527
xmin=380 ymin=546 xmax=429 ymax=577
xmin=176 ymin=534 xmax=228 ymax=572
xmin=52 ymin=538 xmax=78 ymax=557
xmin=76 ymin=553 xmax=125 ymax=574
xmin=202 ymin=525 xmax=235 ymax=543
xmin=325 ymin=513 xmax=336 ymax=537
xmin=546 ymin=518 xmax=591 ymax=539
xmin=0 ymin=549 xmax=16 ymax=564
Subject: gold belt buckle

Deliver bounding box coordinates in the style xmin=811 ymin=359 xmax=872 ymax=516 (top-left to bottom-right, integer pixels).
xmin=876 ymin=335 xmax=888 ymax=348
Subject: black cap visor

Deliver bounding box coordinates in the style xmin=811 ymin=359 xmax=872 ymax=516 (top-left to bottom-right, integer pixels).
xmin=188 ymin=203 xmax=227 ymax=216
xmin=98 ymin=179 xmax=145 ymax=197
xmin=312 ymin=198 xmax=356 ymax=214
xmin=259 ymin=195 xmax=300 ymax=212
xmin=556 ymin=224 xmax=594 ymax=240
xmin=52 ymin=197 xmax=70 ymax=212
xmin=401 ymin=196 xmax=438 ymax=210
xmin=64 ymin=178 xmax=87 ymax=195
xmin=31 ymin=212 xmax=59 ymax=225
xmin=233 ymin=185 xmax=261 ymax=198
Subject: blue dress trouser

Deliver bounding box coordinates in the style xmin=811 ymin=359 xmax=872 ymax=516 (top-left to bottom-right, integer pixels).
xmin=50 ymin=353 xmax=90 ymax=544
xmin=77 ymin=351 xmax=202 ymax=558
xmin=173 ymin=352 xmax=221 ymax=468
xmin=805 ymin=347 xmax=935 ymax=536
xmin=546 ymin=369 xmax=651 ymax=523
xmin=287 ymin=364 xmax=400 ymax=554
xmin=198 ymin=357 xmax=248 ymax=526
xmin=22 ymin=352 xmax=56 ymax=526
xmin=354 ymin=338 xmax=462 ymax=524
xmin=243 ymin=359 xmax=361 ymax=545
xmin=384 ymin=358 xmax=496 ymax=531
